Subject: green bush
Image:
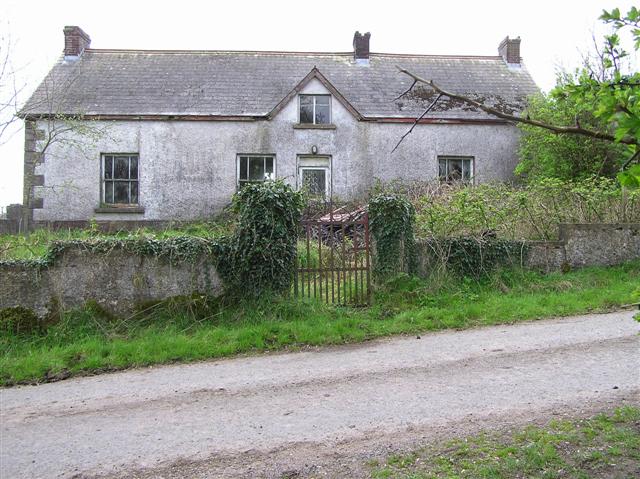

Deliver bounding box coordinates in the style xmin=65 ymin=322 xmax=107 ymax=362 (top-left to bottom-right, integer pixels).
xmin=215 ymin=180 xmax=305 ymax=297
xmin=369 ymin=193 xmax=417 ymax=278
xmin=516 ymin=92 xmax=626 ymax=181
xmin=413 ymin=177 xmax=639 ymax=241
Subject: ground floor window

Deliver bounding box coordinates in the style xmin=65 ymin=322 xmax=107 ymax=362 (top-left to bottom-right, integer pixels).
xmin=297 ymin=156 xmax=331 ymax=198
xmin=102 ymin=154 xmax=139 ymax=205
xmin=438 ymin=156 xmax=474 ymax=183
xmin=237 ymin=155 xmax=275 ymax=188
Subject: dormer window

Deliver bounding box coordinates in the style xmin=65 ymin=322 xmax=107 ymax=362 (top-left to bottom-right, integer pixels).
xmin=299 ymin=95 xmax=331 ymax=125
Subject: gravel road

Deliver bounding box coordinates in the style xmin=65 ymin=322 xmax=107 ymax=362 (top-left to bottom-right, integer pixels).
xmin=1 ymin=310 xmax=639 ymax=479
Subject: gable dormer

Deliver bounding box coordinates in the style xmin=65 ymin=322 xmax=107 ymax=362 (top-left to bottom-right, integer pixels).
xmin=268 ymin=68 xmax=361 ymax=128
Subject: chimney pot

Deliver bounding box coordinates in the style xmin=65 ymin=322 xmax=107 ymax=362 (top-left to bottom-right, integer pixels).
xmin=498 ymin=36 xmax=521 ymax=65
xmin=353 ymin=31 xmax=371 ymax=63
xmin=64 ymin=26 xmax=91 ymax=58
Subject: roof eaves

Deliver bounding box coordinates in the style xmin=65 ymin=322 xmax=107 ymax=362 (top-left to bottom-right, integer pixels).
xmin=19 ymin=113 xmax=268 ymax=121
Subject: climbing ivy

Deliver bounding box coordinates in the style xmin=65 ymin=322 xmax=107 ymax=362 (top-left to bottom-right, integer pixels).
xmin=369 ymin=193 xmax=417 ymax=278
xmin=0 ymin=235 xmax=222 ymax=270
xmin=0 ymin=183 xmax=305 ymax=299
xmin=214 ymin=180 xmax=305 ymax=297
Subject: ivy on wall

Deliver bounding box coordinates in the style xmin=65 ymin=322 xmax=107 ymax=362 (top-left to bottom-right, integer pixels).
xmin=213 ymin=180 xmax=306 ymax=297
xmin=0 ymin=236 xmax=222 ymax=270
xmin=369 ymin=194 xmax=417 ymax=278
xmin=1 ymin=181 xmax=306 ymax=302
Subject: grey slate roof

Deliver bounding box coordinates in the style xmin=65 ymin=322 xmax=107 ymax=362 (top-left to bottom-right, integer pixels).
xmin=22 ymin=50 xmax=539 ymax=120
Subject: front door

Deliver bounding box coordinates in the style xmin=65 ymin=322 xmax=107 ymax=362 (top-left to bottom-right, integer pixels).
xmin=300 ymin=167 xmax=329 ymax=198
xmin=297 ymin=156 xmax=331 ymax=199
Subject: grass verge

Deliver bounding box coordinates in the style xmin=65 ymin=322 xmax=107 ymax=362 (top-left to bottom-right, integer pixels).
xmin=1 ymin=261 xmax=639 ymax=386
xmin=369 ymin=406 xmax=640 ymax=479
xmin=0 ymin=220 xmax=232 ymax=261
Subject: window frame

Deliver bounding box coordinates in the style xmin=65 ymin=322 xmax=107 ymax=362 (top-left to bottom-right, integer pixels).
xmin=101 ymin=153 xmax=140 ymax=206
xmin=299 ymin=166 xmax=330 ymax=198
xmin=297 ymin=155 xmax=332 ymax=199
xmin=298 ymin=94 xmax=332 ymax=125
xmin=236 ymin=154 xmax=277 ymax=189
xmin=437 ymin=155 xmax=474 ymax=184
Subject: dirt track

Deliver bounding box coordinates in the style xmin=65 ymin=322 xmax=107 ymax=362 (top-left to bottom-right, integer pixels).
xmin=1 ymin=310 xmax=639 ymax=478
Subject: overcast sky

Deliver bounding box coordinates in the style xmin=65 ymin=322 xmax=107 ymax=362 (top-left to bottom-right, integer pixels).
xmin=0 ymin=0 xmax=636 ymax=208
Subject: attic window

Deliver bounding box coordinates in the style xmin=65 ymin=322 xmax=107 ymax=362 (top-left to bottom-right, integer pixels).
xmin=299 ymin=95 xmax=331 ymax=124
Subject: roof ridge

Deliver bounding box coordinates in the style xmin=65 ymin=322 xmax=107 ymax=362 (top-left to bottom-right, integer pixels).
xmin=84 ymin=48 xmax=354 ymax=56
xmin=82 ymin=48 xmax=505 ymax=60
xmin=373 ymin=53 xmax=504 ymax=60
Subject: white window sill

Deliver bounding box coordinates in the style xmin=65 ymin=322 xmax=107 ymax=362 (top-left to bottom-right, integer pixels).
xmin=293 ymin=123 xmax=337 ymax=130
xmin=94 ymin=206 xmax=145 ymax=214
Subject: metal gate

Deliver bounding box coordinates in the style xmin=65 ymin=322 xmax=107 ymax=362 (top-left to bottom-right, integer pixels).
xmin=294 ymin=205 xmax=371 ymax=305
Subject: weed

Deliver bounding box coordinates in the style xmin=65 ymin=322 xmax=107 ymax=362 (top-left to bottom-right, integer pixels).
xmin=368 ymin=406 xmax=640 ymax=479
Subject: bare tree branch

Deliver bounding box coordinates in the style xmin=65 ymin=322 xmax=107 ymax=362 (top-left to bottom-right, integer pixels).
xmin=391 ymin=92 xmax=442 ymax=153
xmin=393 ymin=79 xmax=417 ymax=101
xmin=0 ymin=29 xmax=25 ymax=144
xmin=396 ymin=66 xmax=639 ymax=147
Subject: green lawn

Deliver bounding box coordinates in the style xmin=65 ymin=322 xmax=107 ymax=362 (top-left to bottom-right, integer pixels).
xmin=369 ymin=406 xmax=640 ymax=479
xmin=1 ymin=261 xmax=639 ymax=386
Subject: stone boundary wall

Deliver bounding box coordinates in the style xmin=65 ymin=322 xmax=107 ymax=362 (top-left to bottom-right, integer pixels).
xmin=0 ymin=248 xmax=221 ymax=318
xmin=526 ymin=223 xmax=640 ymax=272
xmin=1 ymin=223 xmax=637 ymax=318
xmin=416 ymin=223 xmax=640 ymax=275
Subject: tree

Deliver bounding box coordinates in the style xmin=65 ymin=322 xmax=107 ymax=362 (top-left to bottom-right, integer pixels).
xmin=516 ymin=82 xmax=626 ymax=182
xmin=395 ymin=7 xmax=640 ymax=173
xmin=0 ymin=29 xmax=23 ymax=144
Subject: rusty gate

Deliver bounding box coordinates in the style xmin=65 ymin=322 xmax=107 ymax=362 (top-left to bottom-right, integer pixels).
xmin=294 ymin=204 xmax=371 ymax=305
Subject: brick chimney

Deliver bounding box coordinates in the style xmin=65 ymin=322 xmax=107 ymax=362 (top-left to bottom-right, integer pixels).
xmin=64 ymin=26 xmax=91 ymax=58
xmin=498 ymin=36 xmax=521 ymax=66
xmin=353 ymin=31 xmax=371 ymax=65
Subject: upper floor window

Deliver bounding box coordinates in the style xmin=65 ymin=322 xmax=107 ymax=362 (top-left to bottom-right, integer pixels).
xmin=438 ymin=156 xmax=473 ymax=183
xmin=102 ymin=154 xmax=139 ymax=205
xmin=237 ymin=155 xmax=275 ymax=188
xmin=299 ymin=94 xmax=331 ymax=125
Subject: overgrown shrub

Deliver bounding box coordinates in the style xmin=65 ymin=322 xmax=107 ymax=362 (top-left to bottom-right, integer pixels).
xmin=370 ymin=177 xmax=638 ymax=279
xmin=369 ymin=193 xmax=417 ymax=278
xmin=421 ymin=237 xmax=529 ymax=279
xmin=409 ymin=177 xmax=639 ymax=241
xmin=215 ymin=180 xmax=305 ymax=297
xmin=516 ymin=92 xmax=626 ymax=181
